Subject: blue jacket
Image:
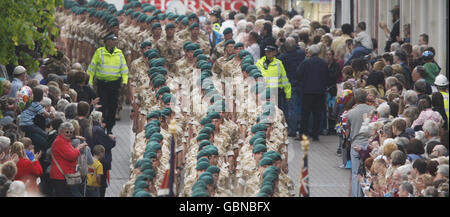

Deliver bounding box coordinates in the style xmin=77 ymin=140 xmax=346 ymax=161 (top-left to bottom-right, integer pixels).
xmin=295 ymin=56 xmax=330 ymax=94
xmin=344 ymin=46 xmax=371 ymax=66
xmin=278 ymin=47 xmax=305 ymax=87
xmin=84 ymin=122 xmax=116 ymax=171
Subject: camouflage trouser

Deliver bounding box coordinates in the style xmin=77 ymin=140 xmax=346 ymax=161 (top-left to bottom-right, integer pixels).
xmin=117 ymin=84 xmax=128 ymax=113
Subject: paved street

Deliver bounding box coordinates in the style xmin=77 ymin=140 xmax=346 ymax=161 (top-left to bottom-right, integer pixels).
xmin=106 ymin=105 xmax=350 ymax=197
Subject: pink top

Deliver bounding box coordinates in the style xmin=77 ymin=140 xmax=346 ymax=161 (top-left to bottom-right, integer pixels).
xmin=411 ymin=109 xmax=443 ymax=129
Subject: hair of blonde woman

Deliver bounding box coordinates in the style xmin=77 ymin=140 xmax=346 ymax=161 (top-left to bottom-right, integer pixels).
xmin=391 ymin=64 xmax=404 ymax=75
xmin=68 ymin=88 xmax=77 ymax=102
xmin=373 ymin=61 xmax=386 ymax=71
xmin=19 ymin=137 xmax=32 ymax=149
xmin=69 ymin=119 xmax=80 ymax=137
xmin=335 ymin=44 xmax=347 ymax=60
xmin=10 ymin=141 xmax=25 ymax=158
xmin=88 ymin=111 xmax=103 ymax=139
xmin=383 ymin=142 xmax=398 ymax=158
xmin=254 ymin=19 xmax=266 ymax=31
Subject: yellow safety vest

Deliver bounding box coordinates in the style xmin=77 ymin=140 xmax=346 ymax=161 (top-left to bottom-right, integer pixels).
xmin=213 ymin=23 xmax=221 ymax=32
xmin=256 ymin=56 xmax=291 ymax=99
xmin=88 ymin=47 xmax=129 ymax=86
xmin=441 ymin=91 xmax=449 ymax=127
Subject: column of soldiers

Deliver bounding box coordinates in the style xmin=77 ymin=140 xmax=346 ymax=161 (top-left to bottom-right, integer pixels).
xmin=57 ymin=0 xmax=295 ymax=197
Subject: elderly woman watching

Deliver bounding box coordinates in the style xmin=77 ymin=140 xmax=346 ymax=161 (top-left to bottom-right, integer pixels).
xmin=50 ymin=121 xmax=87 ymax=197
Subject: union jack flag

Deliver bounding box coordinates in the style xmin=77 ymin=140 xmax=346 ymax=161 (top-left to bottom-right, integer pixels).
xmin=299 ymin=153 xmax=310 ymax=197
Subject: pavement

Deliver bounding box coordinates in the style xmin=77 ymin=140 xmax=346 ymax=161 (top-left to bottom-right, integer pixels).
xmin=106 ymin=105 xmax=351 ymax=197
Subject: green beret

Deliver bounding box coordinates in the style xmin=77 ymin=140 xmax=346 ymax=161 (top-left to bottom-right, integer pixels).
xmin=161 ymin=93 xmax=173 ymax=104
xmin=189 ymin=23 xmax=199 ymax=30
xmin=223 ymin=27 xmax=233 ymax=35
xmin=204 ymin=87 xmax=218 ymax=95
xmin=188 ymin=13 xmax=197 ymax=20
xmin=134 ymin=181 xmax=149 ymax=189
xmin=146 ymin=16 xmax=157 ymax=23
xmin=198 ymin=140 xmax=212 ymax=150
xmin=262 ymin=173 xmax=278 ymax=183
xmin=208 ymin=111 xmax=221 ymax=120
xmin=153 ymin=9 xmax=161 ymax=15
xmin=152 ymin=23 xmax=162 ymax=30
xmin=259 ymin=157 xmax=274 ymax=166
xmin=193 ymin=49 xmax=203 ymax=57
xmin=196 ymin=160 xmax=210 ymax=170
xmin=141 ymin=40 xmax=152 ymax=49
xmin=134 ymin=191 xmax=152 ymax=197
xmin=160 ymin=107 xmax=172 ymax=116
xmin=241 ymin=63 xmax=251 ymax=71
xmin=249 ymin=68 xmax=261 ymax=76
xmin=206 ymin=166 xmax=220 ymax=174
xmin=251 ymin=123 xmax=268 ymax=134
xmin=143 ymin=168 xmax=156 ymax=178
xmin=152 ymin=78 xmax=166 ymax=88
xmin=157 ymin=13 xmax=166 ymax=20
xmin=253 ymin=138 xmax=266 ymax=146
xmin=224 ymin=39 xmax=235 ymax=47
xmin=144 ymin=151 xmax=157 ymax=159
xmin=196 ymin=133 xmax=210 ymax=142
xmin=185 ymin=43 xmax=197 ymax=51
xmin=131 ymin=11 xmax=141 ymax=19
xmin=234 ymin=42 xmax=244 ymax=49
xmin=150 ymin=132 xmax=163 ymax=141
xmin=200 ymin=117 xmax=211 ymax=125
xmin=156 ymin=86 xmax=170 ymax=99
xmin=150 ymin=58 xmax=166 ymax=67
xmin=252 ymin=73 xmax=263 ymax=79
xmin=239 ymin=50 xmax=251 ymax=59
xmin=203 ymin=145 xmax=219 ymax=156
xmin=168 ymin=14 xmax=178 ymax=20
xmin=198 ymin=173 xmax=214 ymax=185
xmin=143 ymin=50 xmax=153 ymax=57
xmin=148 ymin=120 xmax=161 ymax=127
xmin=263 ymin=166 xmax=279 ymax=177
xmin=196 ymin=60 xmax=207 ymax=68
xmin=140 ymin=162 xmax=152 ymax=171
xmin=181 ymin=17 xmax=189 ymax=25
xmin=201 ymin=79 xmax=213 ymax=90
xmin=148 ymin=51 xmax=160 ymax=60
xmin=165 ymin=23 xmax=175 ymax=30
xmin=149 ymin=143 xmax=162 ymax=152
xmin=228 ymin=54 xmax=235 ymax=61
xmin=199 ymin=127 xmax=213 ymax=136
xmin=204 ymin=123 xmax=215 ymax=131
xmin=245 ymin=65 xmax=258 ymax=72
xmin=197 ymin=54 xmax=207 ymax=61
xmin=200 ymin=62 xmax=212 ymax=71
xmin=146 ymin=111 xmax=160 ymax=120
xmin=192 ymin=189 xmax=209 ymax=197
xmin=241 ymin=59 xmax=254 ymax=66
xmin=197 ymin=157 xmax=210 ymax=165
xmin=253 ymin=144 xmax=267 ymax=154
xmin=259 ymin=184 xmax=274 ymax=195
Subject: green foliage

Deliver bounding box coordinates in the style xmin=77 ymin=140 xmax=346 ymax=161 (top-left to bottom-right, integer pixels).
xmin=0 ymin=0 xmax=63 ymax=73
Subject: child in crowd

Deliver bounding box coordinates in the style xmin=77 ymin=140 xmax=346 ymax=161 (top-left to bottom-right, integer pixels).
xmin=86 ymin=145 xmax=105 ymax=197
xmin=20 ymin=137 xmax=34 ymax=161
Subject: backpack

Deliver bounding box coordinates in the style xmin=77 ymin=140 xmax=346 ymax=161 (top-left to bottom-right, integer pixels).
xmin=72 ymin=138 xmax=89 ymax=177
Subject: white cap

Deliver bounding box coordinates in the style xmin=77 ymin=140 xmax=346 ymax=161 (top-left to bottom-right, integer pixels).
xmin=13 ymin=65 xmax=26 ymax=75
xmin=434 ymin=74 xmax=449 ymax=86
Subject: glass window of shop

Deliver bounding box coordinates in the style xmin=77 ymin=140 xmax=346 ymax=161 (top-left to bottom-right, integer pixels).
xmin=294 ymin=0 xmax=332 ymax=22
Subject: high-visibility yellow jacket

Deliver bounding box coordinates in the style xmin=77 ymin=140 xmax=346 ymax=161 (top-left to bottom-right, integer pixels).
xmin=441 ymin=91 xmax=449 ymax=128
xmin=87 ymin=47 xmax=128 ymax=86
xmin=256 ymin=56 xmax=291 ymax=99
xmin=213 ymin=23 xmax=221 ymax=32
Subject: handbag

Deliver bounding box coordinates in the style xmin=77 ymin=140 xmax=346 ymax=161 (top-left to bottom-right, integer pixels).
xmin=52 ymin=153 xmax=82 ymax=186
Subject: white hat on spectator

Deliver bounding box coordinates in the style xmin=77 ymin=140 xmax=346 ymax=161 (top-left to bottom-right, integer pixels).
xmin=13 ymin=65 xmax=26 ymax=75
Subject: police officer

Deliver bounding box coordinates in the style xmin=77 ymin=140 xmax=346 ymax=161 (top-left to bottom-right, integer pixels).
xmin=88 ymin=32 xmax=129 ymax=134
xmin=256 ymin=45 xmax=291 ymax=114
